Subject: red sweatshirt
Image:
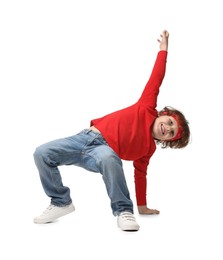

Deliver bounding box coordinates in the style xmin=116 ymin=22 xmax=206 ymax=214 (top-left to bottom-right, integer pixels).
xmin=91 ymin=50 xmax=168 ymax=205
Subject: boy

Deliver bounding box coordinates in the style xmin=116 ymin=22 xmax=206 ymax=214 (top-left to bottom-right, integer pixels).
xmin=33 ymin=30 xmax=190 ymax=231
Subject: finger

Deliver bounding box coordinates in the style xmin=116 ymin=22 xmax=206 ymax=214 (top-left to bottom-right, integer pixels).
xmin=146 ymin=211 xmax=159 ymax=215
xmin=163 ymin=30 xmax=169 ymax=37
xmin=145 ymin=210 xmax=159 ymax=215
xmin=151 ymin=209 xmax=160 ymax=214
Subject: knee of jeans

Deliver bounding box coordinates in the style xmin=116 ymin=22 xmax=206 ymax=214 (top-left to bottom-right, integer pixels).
xmin=99 ymin=152 xmax=122 ymax=168
xmin=33 ymin=146 xmax=47 ymax=162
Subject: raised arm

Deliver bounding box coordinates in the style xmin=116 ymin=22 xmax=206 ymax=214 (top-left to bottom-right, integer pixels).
xmin=137 ymin=30 xmax=169 ymax=108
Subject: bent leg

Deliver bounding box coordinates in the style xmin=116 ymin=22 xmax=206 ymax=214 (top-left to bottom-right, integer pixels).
xmin=33 ymin=132 xmax=90 ymax=206
xmin=87 ymin=143 xmax=133 ymax=216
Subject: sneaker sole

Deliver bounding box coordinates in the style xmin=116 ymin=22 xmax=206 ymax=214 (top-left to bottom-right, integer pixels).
xmin=34 ymin=204 xmax=75 ymax=224
xmin=118 ymin=226 xmax=140 ymax=231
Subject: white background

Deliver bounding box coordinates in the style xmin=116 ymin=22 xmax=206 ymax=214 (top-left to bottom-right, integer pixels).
xmin=0 ymin=1 xmax=222 ymax=259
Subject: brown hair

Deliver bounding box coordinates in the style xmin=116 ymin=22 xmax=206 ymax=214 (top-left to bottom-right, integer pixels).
xmin=155 ymin=106 xmax=190 ymax=149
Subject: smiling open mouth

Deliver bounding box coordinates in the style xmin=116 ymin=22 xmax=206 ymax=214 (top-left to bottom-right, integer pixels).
xmin=161 ymin=124 xmax=165 ymax=135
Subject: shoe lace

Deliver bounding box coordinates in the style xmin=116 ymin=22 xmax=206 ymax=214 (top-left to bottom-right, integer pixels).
xmin=42 ymin=204 xmax=55 ymax=215
xmin=120 ymin=212 xmax=135 ymax=222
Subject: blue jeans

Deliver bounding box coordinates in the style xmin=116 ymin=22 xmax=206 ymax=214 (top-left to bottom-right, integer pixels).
xmin=33 ymin=129 xmax=133 ymax=216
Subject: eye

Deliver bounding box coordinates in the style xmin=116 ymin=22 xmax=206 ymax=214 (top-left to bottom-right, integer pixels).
xmin=169 ymin=119 xmax=173 ymax=125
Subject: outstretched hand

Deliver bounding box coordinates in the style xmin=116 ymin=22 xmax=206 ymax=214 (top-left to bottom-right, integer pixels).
xmin=138 ymin=205 xmax=160 ymax=215
xmin=157 ymin=30 xmax=169 ymax=51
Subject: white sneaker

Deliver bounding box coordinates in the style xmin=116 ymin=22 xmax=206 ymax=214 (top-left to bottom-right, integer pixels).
xmin=34 ymin=203 xmax=75 ymax=224
xmin=117 ymin=212 xmax=140 ymax=231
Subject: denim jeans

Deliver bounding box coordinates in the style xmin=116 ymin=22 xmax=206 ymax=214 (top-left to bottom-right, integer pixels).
xmin=33 ymin=129 xmax=133 ymax=216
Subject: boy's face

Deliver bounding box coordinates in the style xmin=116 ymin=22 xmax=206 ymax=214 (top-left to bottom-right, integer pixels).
xmin=152 ymin=115 xmax=179 ymax=141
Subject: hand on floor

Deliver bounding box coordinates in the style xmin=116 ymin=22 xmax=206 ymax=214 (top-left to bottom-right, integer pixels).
xmin=138 ymin=205 xmax=160 ymax=215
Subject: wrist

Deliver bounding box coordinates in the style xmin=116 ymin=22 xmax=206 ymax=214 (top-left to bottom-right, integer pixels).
xmin=137 ymin=205 xmax=146 ymax=211
xmin=160 ymin=47 xmax=168 ymax=51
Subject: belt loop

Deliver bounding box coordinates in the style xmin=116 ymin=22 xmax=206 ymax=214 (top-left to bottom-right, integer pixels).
xmin=86 ymin=129 xmax=92 ymax=134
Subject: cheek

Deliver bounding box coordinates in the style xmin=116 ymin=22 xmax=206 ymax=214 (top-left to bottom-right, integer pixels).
xmin=156 ymin=123 xmax=161 ymax=134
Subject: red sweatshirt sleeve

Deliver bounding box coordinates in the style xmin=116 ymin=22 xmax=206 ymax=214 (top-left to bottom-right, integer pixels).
xmin=133 ymin=155 xmax=150 ymax=205
xmin=138 ymin=50 xmax=168 ymax=108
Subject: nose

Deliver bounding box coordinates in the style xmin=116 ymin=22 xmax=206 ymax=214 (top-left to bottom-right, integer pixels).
xmin=166 ymin=125 xmax=171 ymax=132
xmin=166 ymin=125 xmax=174 ymax=133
